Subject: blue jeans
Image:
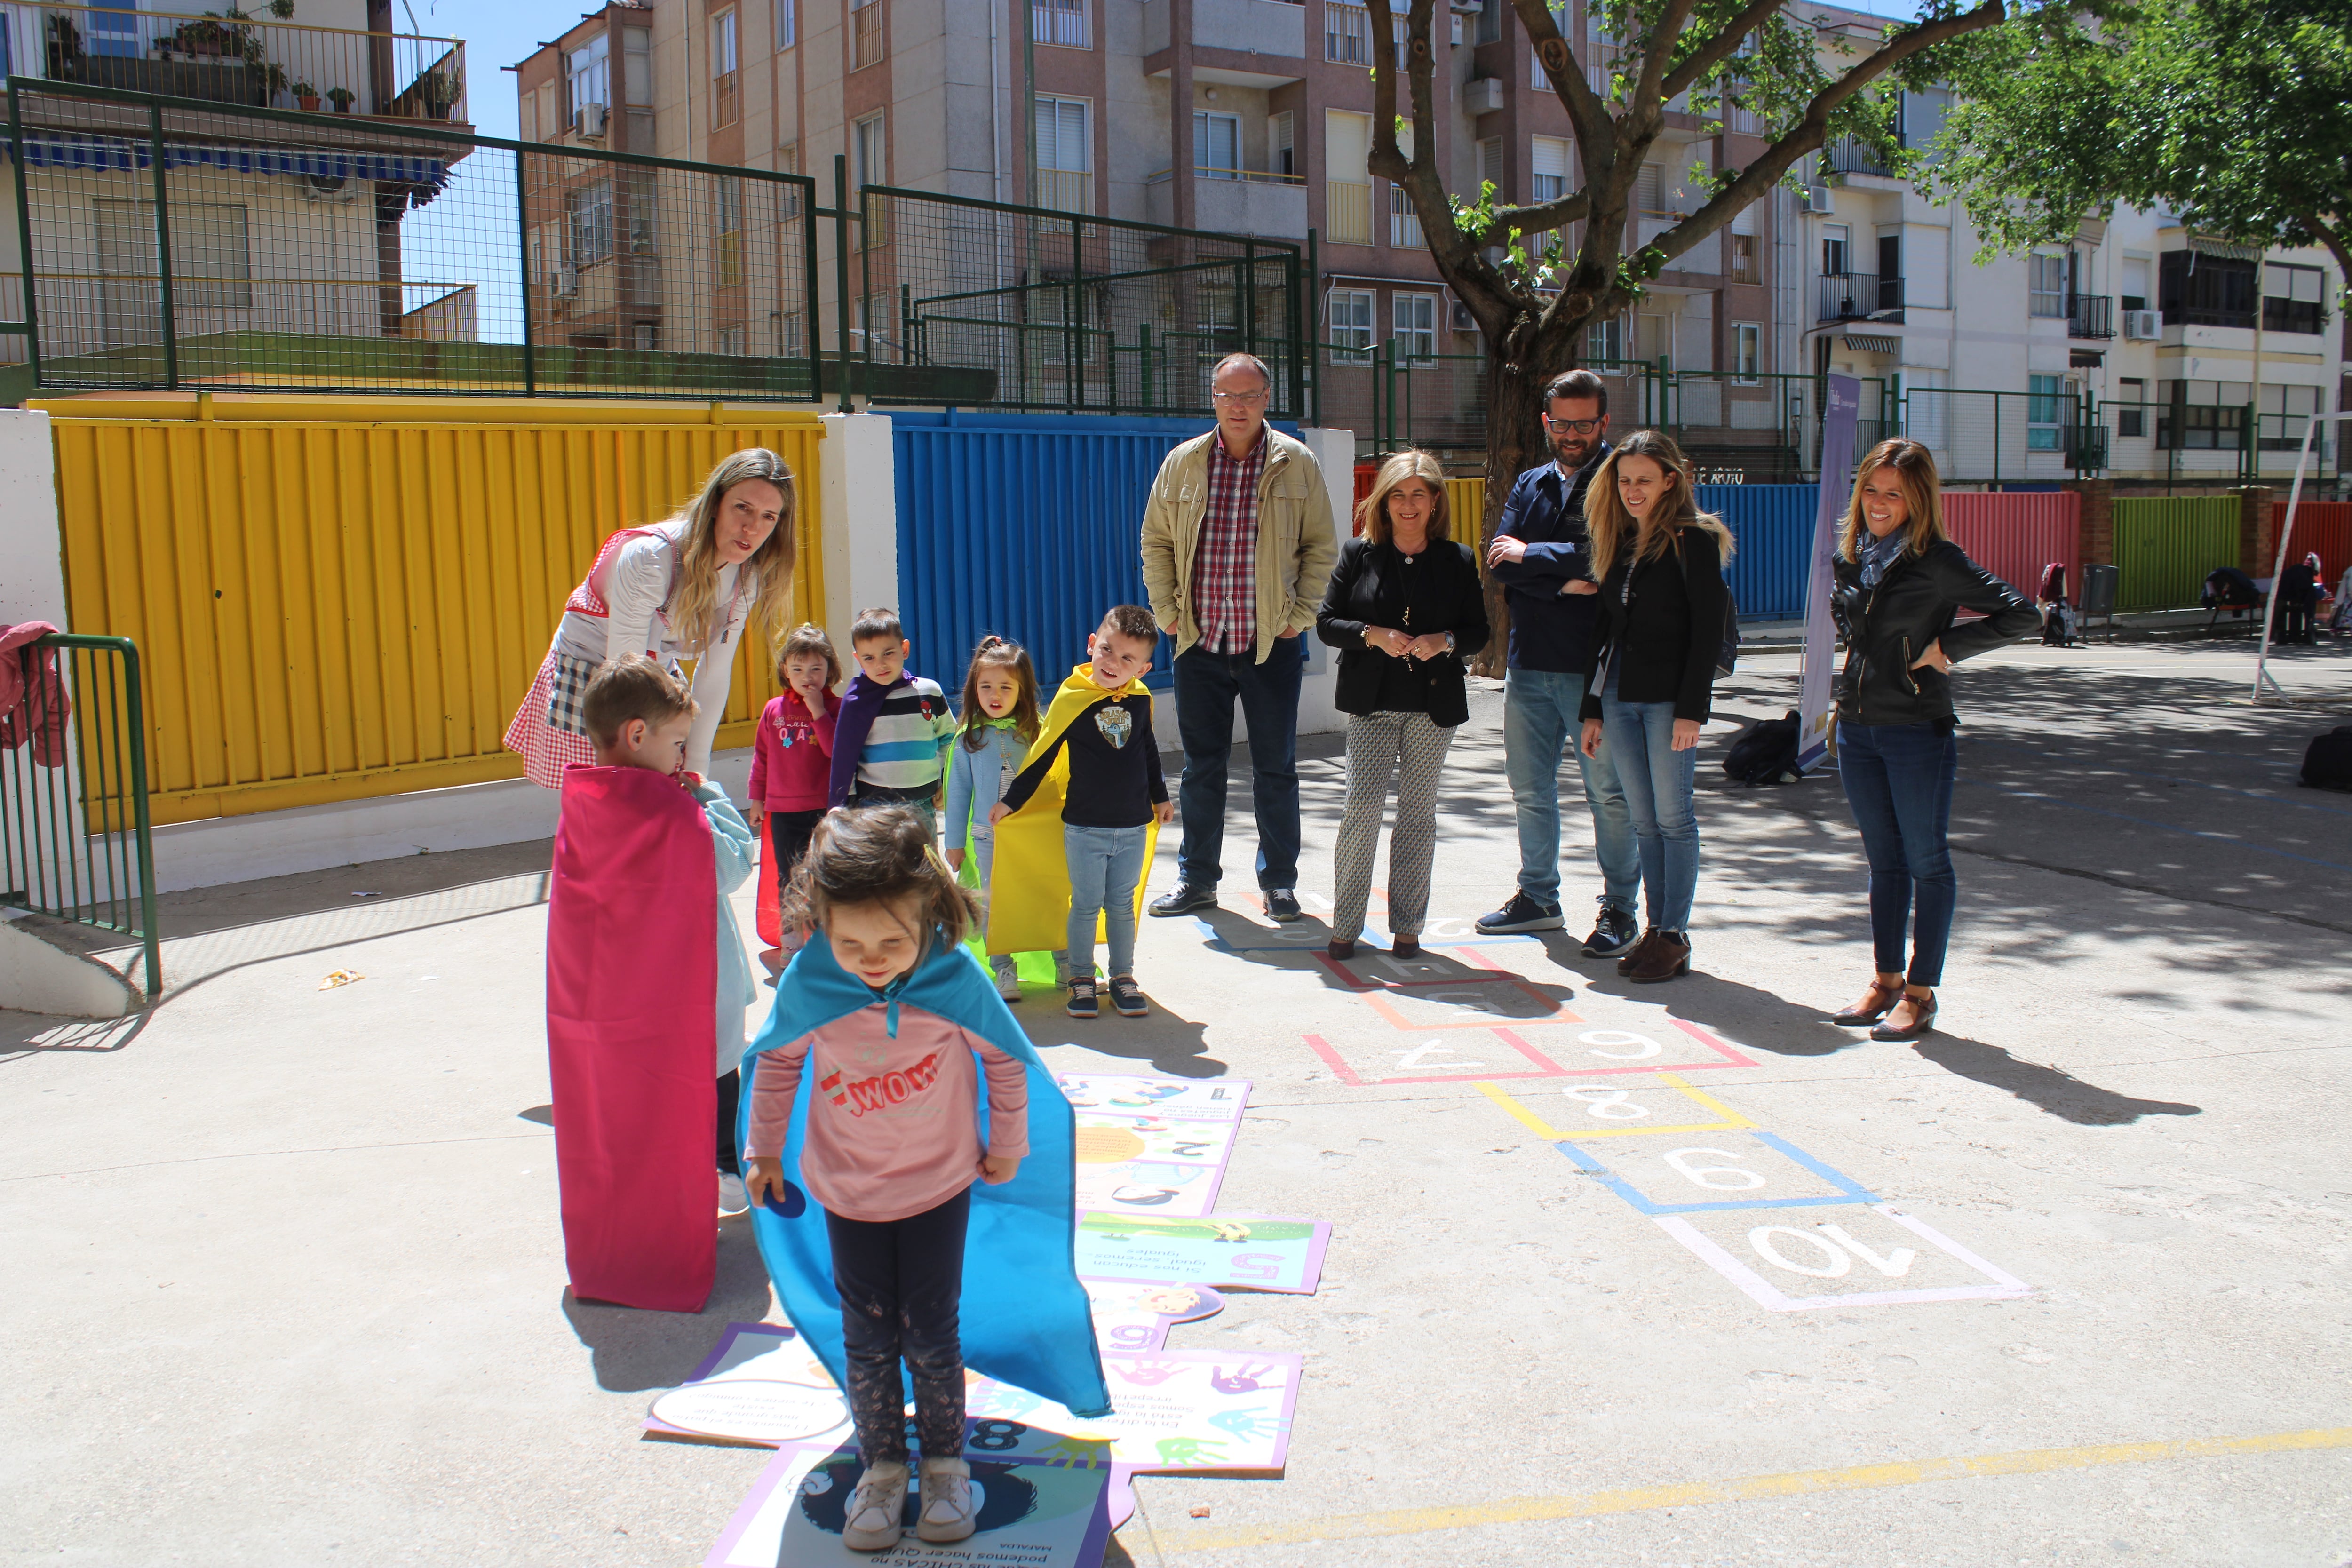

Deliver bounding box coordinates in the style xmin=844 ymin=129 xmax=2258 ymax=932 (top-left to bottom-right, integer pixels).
xmin=1065 ymin=823 xmax=1148 ymax=978
xmin=1598 ymin=689 xmax=1700 ymax=931
xmin=1836 ymin=719 xmax=1957 ymax=987
xmin=1502 ymin=668 xmax=1639 ymax=911
xmin=1172 ymin=640 xmax=1304 ymax=891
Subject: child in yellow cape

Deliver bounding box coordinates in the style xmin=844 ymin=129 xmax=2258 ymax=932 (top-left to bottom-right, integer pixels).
xmin=987 ymin=605 xmax=1175 ymax=1021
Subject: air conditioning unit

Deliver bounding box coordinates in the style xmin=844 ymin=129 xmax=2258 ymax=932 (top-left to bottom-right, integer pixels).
xmin=551 ymin=265 xmax=580 ymax=300
xmin=1801 ymin=184 xmax=1834 ymax=214
xmin=1450 ymin=298 xmax=1478 ymax=333
xmin=1447 ymin=0 xmax=1486 ymax=11
xmin=1463 ymin=77 xmax=1505 ymax=116
xmin=575 ymin=102 xmax=607 ymax=139
xmin=2123 ymin=309 xmax=2161 ymax=339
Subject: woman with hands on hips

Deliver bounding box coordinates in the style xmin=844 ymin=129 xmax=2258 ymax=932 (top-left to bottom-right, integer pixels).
xmin=1826 ymin=439 xmax=2040 ymax=1041
xmin=1316 ymin=449 xmax=1489 ymax=961
xmin=1576 ymin=430 xmax=1733 ymax=984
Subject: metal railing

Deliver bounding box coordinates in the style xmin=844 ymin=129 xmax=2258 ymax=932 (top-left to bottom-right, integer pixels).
xmin=1032 ymin=0 xmax=1090 ymax=48
xmin=1817 ymin=272 xmax=1902 ymax=322
xmin=1821 ymin=135 xmax=1899 ymax=177
xmin=9 ymin=78 xmax=818 ymax=399
xmin=0 ymin=632 xmax=158 ymax=998
xmin=3 ymin=1 xmax=464 ymax=121
xmin=2067 ymin=293 xmax=2114 ymax=339
xmin=857 ymin=182 xmax=1307 ymax=418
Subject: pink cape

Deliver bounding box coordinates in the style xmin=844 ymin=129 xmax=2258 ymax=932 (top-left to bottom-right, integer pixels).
xmin=547 ymin=764 xmax=718 ymax=1312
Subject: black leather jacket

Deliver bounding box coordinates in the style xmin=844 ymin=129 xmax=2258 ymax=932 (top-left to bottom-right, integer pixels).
xmin=1831 ymin=540 xmax=2041 ymax=726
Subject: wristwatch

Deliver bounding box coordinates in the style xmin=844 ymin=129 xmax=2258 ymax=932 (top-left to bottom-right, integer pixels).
xmin=1443 ymin=631 xmax=1457 ymax=653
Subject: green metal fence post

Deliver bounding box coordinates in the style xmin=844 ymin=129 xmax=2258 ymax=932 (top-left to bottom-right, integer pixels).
xmin=833 ymin=154 xmax=854 ymax=413
xmin=2241 ymin=401 xmax=2256 ymax=483
xmin=8 ymin=84 xmax=43 ymax=386
xmin=1241 ymin=239 xmax=1257 ymax=369
xmin=1304 ymin=229 xmax=1319 ymax=427
xmin=515 ymin=146 xmax=537 ymax=396
xmin=800 ymin=176 xmax=821 ymax=399
xmin=1138 ymin=322 xmax=1154 ymax=410
xmin=120 ymin=639 xmax=159 ymax=997
xmin=147 ymin=102 xmax=178 ymax=390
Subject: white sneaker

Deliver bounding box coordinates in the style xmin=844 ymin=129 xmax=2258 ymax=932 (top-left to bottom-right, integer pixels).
xmin=916 ymin=1456 xmax=976 ymax=1543
xmin=842 ymin=1459 xmax=909 ymax=1551
xmin=994 ymin=965 xmax=1022 ymax=1003
xmin=716 ymin=1172 xmax=749 ymax=1216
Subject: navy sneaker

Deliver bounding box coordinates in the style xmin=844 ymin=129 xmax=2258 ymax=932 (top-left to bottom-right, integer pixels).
xmin=1148 ymin=882 xmax=1218 ymax=917
xmin=1582 ymin=906 xmax=1641 ymax=958
xmin=1264 ymin=888 xmax=1303 ymax=923
xmin=1065 ymin=977 xmax=1099 ymax=1019
xmin=1476 ymin=892 xmax=1565 ymax=934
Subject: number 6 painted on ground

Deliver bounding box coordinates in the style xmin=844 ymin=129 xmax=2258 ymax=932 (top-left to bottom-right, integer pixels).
xmin=1663 ymin=1147 xmax=1766 ymax=1189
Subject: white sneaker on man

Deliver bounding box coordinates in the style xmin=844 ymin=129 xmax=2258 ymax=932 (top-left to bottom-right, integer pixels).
xmin=916 ymin=1457 xmax=977 ymax=1543
xmin=716 ymin=1172 xmax=750 ymax=1216
xmin=842 ymin=1460 xmax=909 ymax=1551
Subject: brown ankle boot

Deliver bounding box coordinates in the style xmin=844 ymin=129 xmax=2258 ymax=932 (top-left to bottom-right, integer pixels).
xmin=1616 ymin=927 xmax=1659 ymax=977
xmin=1625 ymin=929 xmax=1691 ymax=983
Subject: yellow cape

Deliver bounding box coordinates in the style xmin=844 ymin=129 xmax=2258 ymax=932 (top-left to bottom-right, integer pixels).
xmin=985 ymin=664 xmax=1163 ymax=957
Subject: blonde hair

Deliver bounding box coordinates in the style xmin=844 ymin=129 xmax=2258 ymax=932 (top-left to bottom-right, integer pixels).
xmin=665 ymin=448 xmax=798 ymax=660
xmin=1837 ymin=438 xmax=1950 ymax=562
xmin=1584 ymin=429 xmax=1734 ymax=582
xmin=1352 ymin=448 xmax=1451 ymax=546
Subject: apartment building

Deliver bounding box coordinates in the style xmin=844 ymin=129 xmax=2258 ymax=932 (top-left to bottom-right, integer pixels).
xmin=1796 ymin=0 xmax=2344 ymax=487
xmin=506 ymin=0 xmax=1782 ymax=419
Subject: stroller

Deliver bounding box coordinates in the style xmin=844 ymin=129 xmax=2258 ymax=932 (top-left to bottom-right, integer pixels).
xmin=2037 ymin=562 xmax=2082 ymax=647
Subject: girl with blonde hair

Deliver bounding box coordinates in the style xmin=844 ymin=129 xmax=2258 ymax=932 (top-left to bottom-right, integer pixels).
xmin=1315 ymin=449 xmax=1489 ymax=958
xmin=1574 ymin=430 xmax=1734 ymax=983
xmin=507 ymin=447 xmax=799 ymax=788
xmin=1826 ymin=438 xmax=2038 ymax=1041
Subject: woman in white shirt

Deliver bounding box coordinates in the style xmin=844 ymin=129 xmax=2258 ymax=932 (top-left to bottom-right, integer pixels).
xmin=506 ymin=448 xmax=799 ymax=787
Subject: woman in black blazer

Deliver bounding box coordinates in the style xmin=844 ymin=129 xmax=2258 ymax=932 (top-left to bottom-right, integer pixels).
xmin=1315 ymin=448 xmax=1490 ymax=960
xmin=1575 ymin=430 xmax=1734 ymax=984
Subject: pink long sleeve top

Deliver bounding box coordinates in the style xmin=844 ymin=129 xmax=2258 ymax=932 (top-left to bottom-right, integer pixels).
xmin=745 ymin=999 xmax=1029 ymax=1223
xmin=745 ymin=691 xmax=836 ymax=813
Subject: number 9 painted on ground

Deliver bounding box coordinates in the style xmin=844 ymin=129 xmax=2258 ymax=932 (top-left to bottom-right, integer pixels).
xmin=1581 ymin=1029 xmax=1662 ymax=1059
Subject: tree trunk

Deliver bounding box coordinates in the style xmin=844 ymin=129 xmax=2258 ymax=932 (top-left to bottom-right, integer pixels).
xmin=1470 ymin=310 xmax=1587 ymax=679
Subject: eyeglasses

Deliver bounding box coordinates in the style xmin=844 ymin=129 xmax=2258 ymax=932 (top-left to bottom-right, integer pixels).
xmin=1544 ymin=415 xmax=1603 ymax=434
xmin=1211 ymin=388 xmax=1270 ymax=405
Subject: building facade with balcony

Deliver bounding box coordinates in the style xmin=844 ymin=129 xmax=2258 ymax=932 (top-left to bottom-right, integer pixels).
xmin=1794 ymin=0 xmax=2344 ymax=487
xmin=508 ymin=0 xmax=1784 ymax=447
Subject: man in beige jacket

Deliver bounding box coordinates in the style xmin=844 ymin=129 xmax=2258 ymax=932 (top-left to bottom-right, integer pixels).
xmin=1139 ymin=352 xmax=1338 ymax=923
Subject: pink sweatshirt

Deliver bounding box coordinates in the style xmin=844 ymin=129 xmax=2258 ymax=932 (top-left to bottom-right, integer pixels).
xmin=746 ymin=691 xmax=836 ymax=812
xmin=746 ymin=1001 xmax=1029 ymax=1223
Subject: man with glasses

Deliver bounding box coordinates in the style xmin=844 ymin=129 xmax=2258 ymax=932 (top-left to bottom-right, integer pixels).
xmin=1140 ymin=352 xmax=1338 ymax=923
xmin=1475 ymin=369 xmax=1640 ymax=955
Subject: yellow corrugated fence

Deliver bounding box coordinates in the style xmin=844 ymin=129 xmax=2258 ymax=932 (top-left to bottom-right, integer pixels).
xmin=37 ymin=393 xmax=827 ymax=824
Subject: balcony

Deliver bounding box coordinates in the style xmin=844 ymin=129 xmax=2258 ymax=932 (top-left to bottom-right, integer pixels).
xmin=1035 ymin=168 xmax=1092 ymax=215
xmin=1146 ymin=167 xmax=1308 ymax=240
xmin=1822 ymin=135 xmax=1899 ymax=178
xmin=1147 ymin=0 xmax=1305 ymax=64
xmin=2067 ymin=292 xmax=2114 ymax=339
xmin=1032 ymin=0 xmax=1089 ymax=48
xmin=9 ymin=3 xmax=466 ymax=121
xmin=1818 ymin=272 xmax=1903 ymax=323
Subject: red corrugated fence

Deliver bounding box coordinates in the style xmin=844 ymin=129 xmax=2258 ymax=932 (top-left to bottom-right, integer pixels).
xmin=2273 ymin=500 xmax=2352 ymax=584
xmin=1943 ymin=490 xmax=2081 ymax=600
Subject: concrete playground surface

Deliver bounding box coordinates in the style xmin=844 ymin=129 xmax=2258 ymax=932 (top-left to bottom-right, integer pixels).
xmin=4 ymin=639 xmax=2349 ymax=1568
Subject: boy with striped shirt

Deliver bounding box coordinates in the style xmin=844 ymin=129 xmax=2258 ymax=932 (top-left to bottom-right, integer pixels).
xmin=826 ymin=607 xmax=956 ymax=838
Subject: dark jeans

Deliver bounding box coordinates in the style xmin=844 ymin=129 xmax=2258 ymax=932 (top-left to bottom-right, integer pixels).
xmin=766 ymin=808 xmax=824 ymax=900
xmin=1838 ymin=719 xmax=1958 ymax=988
xmin=715 ymin=1068 xmax=742 ymax=1178
xmin=826 ymin=1186 xmax=971 ymax=1465
xmin=1173 ymin=640 xmax=1304 ymax=890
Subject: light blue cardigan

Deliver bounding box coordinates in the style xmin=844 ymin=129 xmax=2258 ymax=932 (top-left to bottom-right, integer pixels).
xmin=692 ymin=778 xmax=761 ymax=1075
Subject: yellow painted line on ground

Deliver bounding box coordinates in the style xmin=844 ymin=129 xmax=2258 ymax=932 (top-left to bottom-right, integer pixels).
xmin=1151 ymin=1427 xmax=2352 ymax=1552
xmin=1472 ymin=1074 xmax=1756 ymax=1142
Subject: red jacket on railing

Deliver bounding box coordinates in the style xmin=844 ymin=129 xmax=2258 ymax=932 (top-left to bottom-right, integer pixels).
xmin=0 ymin=622 xmax=71 ymax=768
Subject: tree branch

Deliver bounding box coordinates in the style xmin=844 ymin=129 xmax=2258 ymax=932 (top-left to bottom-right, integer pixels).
xmin=1367 ymin=0 xmax=1515 ymax=318
xmin=1633 ymin=0 xmax=1702 ymax=127
xmin=1645 ymin=0 xmax=2006 ymax=265
xmin=1660 ymin=0 xmax=1788 ymax=102
xmin=1486 ymin=191 xmax=1593 ymax=238
xmin=2291 ymin=207 xmax=2352 ymax=297
xmin=1510 ymin=0 xmax=1610 ymax=150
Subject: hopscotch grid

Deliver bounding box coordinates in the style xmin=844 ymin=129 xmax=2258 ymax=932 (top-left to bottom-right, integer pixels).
xmin=1477 ymin=1075 xmax=1758 ymax=1141
xmin=1550 ymin=1130 xmax=1881 ymax=1216
xmin=1654 ymin=1206 xmax=2032 ymax=1311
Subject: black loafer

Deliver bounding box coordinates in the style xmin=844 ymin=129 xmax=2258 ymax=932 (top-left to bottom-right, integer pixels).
xmin=1148 ymin=883 xmax=1218 ymax=917
xmin=1264 ymin=888 xmax=1302 ymax=923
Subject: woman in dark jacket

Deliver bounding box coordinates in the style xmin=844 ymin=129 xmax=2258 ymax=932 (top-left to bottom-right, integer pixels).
xmin=1829 ymin=438 xmax=2041 ymax=1040
xmin=1575 ymin=430 xmax=1733 ymax=983
xmin=1316 ymin=448 xmax=1489 ymax=960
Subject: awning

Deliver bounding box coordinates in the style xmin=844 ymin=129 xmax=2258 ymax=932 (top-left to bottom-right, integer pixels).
xmin=3 ymin=131 xmax=449 ymax=189
xmin=1842 ymin=333 xmax=1901 ymax=354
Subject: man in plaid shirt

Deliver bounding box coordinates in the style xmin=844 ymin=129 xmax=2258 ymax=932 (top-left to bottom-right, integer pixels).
xmin=1137 ymin=353 xmax=1339 ymax=923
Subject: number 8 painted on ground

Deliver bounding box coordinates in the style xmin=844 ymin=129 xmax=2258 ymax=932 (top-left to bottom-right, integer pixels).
xmin=1563 ymin=1088 xmax=1650 ymax=1119
xmin=1662 ymin=1147 xmax=1766 ymax=1189
xmin=1581 ymin=1029 xmax=1661 ymax=1060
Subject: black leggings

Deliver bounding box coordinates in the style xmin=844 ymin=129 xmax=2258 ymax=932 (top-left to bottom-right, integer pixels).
xmin=768 ymin=808 xmax=825 ymax=900
xmin=826 ymin=1187 xmax=970 ymax=1465
xmin=715 ymin=1068 xmax=742 ymax=1178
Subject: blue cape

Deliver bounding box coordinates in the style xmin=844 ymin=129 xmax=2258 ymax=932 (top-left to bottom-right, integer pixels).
xmin=740 ymin=929 xmax=1112 ymax=1420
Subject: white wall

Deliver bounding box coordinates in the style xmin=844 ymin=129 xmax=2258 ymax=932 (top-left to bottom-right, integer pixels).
xmin=0 ymin=410 xmax=64 ymax=631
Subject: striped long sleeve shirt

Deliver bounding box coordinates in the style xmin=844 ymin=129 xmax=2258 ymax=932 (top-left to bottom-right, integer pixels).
xmin=826 ymin=673 xmax=956 ymax=806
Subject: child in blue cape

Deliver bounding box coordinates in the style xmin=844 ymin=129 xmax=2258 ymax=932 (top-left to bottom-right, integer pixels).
xmin=741 ymin=806 xmax=1107 ymax=1552
xmin=942 ymin=635 xmax=1066 ymax=1001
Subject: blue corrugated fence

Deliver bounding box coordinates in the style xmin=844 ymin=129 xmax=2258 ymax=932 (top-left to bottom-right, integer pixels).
xmin=892 ymin=412 xmax=1298 ymax=694
xmin=1696 ymin=484 xmax=1817 ymax=622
